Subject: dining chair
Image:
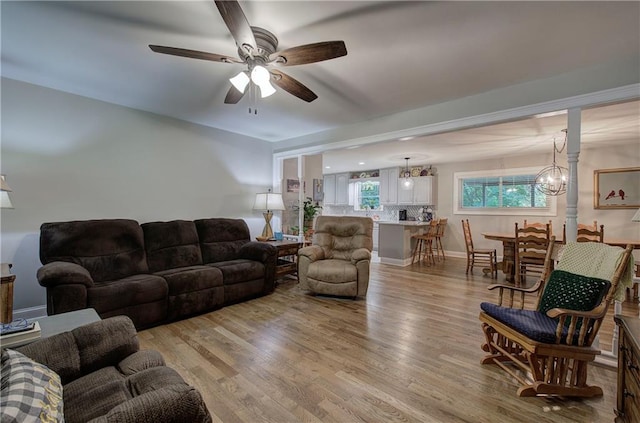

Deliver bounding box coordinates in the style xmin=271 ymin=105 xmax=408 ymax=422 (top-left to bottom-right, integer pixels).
xmin=461 ymin=219 xmax=497 ymax=278
xmin=562 ymin=221 xmax=604 ymax=243
xmin=411 ymin=220 xmax=438 ymax=265
xmin=434 ymin=218 xmax=447 ymax=261
xmin=514 ymin=222 xmax=552 ymax=286
xmin=523 ymin=219 xmax=553 ymax=237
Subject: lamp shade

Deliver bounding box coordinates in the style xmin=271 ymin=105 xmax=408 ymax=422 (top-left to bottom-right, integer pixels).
xmin=632 ymin=208 xmax=640 ymax=222
xmin=0 ymin=175 xmax=12 ymax=192
xmin=0 ymin=175 xmax=13 ymax=209
xmin=253 ymin=191 xmax=285 ymax=211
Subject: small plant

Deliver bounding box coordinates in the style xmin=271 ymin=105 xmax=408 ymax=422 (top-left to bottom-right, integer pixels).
xmin=294 ymin=197 xmax=322 ymax=231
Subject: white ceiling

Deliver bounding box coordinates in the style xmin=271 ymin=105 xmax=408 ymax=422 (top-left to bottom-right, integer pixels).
xmin=2 ymin=1 xmax=639 ymax=166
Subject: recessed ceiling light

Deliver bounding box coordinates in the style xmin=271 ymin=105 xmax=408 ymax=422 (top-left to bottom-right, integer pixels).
xmin=325 ymin=166 xmax=331 ymax=169
xmin=358 ymin=162 xmax=365 ymax=165
xmin=399 ymin=136 xmax=415 ymax=141
xmin=346 ymin=145 xmax=360 ymax=150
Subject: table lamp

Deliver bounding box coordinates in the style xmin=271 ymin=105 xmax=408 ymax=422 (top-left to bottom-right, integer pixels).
xmin=1 ymin=175 xmax=14 ymax=323
xmin=253 ymin=189 xmax=285 ymax=240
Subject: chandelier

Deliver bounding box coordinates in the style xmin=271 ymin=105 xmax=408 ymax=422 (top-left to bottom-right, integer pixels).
xmin=536 ymin=130 xmax=568 ymax=196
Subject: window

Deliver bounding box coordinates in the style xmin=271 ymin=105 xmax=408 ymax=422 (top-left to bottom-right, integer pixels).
xmin=352 ymin=180 xmax=382 ymax=211
xmin=454 ymin=167 xmax=556 ymax=216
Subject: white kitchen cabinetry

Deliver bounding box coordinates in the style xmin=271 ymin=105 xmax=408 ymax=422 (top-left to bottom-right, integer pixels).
xmin=323 ymin=174 xmax=336 ymax=204
xmin=379 ymin=167 xmax=398 ymax=205
xmin=323 ymin=173 xmax=350 ymax=205
xmin=372 ymin=222 xmax=379 ymax=251
xmin=397 ymin=176 xmax=434 ymax=205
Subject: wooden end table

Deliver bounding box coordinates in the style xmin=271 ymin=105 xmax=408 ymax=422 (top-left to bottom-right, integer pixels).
xmin=263 ymin=240 xmax=303 ymax=280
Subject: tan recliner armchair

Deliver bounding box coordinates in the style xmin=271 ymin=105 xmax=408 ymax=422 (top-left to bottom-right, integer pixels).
xmin=298 ymin=216 xmax=373 ymax=298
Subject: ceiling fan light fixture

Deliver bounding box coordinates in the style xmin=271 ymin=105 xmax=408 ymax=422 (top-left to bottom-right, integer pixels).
xmin=250 ymin=65 xmax=270 ymax=85
xmin=230 ymin=71 xmax=250 ymax=93
xmin=258 ymin=81 xmax=276 ymax=98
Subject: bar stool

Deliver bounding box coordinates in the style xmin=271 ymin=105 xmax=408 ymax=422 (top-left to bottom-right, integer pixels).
xmin=434 ymin=218 xmax=447 ymax=261
xmin=411 ymin=220 xmax=438 ymax=265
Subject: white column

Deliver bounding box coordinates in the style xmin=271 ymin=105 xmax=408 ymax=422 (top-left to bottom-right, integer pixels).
xmin=565 ymin=108 xmax=581 ymax=243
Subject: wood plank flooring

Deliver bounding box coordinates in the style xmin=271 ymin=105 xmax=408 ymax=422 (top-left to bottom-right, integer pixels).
xmin=139 ymin=257 xmax=638 ymax=423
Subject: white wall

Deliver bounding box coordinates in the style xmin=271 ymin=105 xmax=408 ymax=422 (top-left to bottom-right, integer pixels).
xmin=1 ymin=78 xmax=275 ymax=314
xmin=434 ymin=143 xmax=640 ymax=256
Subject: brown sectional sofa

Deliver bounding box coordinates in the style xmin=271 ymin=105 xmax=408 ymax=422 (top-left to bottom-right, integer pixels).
xmin=37 ymin=218 xmax=277 ymax=329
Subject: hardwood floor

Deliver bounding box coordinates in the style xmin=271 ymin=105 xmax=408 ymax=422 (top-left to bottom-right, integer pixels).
xmin=139 ymin=257 xmax=638 ymax=423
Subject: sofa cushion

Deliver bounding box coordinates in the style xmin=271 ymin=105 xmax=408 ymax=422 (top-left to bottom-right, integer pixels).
xmin=40 ymin=219 xmax=148 ymax=282
xmin=154 ymin=265 xmax=223 ymax=295
xmin=195 ymin=218 xmax=251 ymax=263
xmin=307 ymin=259 xmax=357 ymax=283
xmin=1 ymin=349 xmax=64 ymax=423
xmin=208 ymin=259 xmax=264 ymax=285
xmin=64 ymin=367 xmax=131 ymax=423
xmin=142 ymin=220 xmax=203 ymax=273
xmin=88 ymin=273 xmax=168 ymax=315
xmin=118 ymin=350 xmax=165 ymax=376
xmin=127 ymin=366 xmax=188 ymax=396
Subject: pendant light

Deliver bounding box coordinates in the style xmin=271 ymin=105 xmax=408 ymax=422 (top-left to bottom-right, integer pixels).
xmin=401 ymin=157 xmax=414 ymax=190
xmin=536 ymin=130 xmax=568 ymax=196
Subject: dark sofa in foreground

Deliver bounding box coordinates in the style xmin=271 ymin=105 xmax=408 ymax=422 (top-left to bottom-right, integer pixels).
xmin=9 ymin=316 xmax=212 ymax=423
xmin=37 ymin=218 xmax=277 ymax=328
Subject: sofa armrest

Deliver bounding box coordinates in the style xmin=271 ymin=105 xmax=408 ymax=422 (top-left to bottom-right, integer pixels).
xmin=37 ymin=261 xmax=94 ymax=288
xmin=88 ymin=384 xmax=212 ymax=423
xmin=16 ymin=316 xmax=139 ymax=384
xmin=239 ymin=241 xmax=277 ymax=263
xmin=351 ymin=248 xmax=371 ymax=264
xmin=298 ymin=245 xmax=325 ymax=263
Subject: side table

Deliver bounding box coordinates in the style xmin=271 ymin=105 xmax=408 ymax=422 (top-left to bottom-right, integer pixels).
xmin=262 ymin=240 xmax=303 ymax=280
xmin=37 ymin=308 xmax=101 ymax=338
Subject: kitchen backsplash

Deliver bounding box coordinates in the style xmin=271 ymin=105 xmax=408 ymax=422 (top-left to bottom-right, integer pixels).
xmin=323 ymin=204 xmax=436 ymax=221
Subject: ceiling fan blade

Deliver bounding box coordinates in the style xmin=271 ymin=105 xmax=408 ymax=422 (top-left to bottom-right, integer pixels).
xmin=224 ymin=85 xmax=246 ymax=104
xmin=149 ymin=45 xmax=241 ymax=63
xmin=270 ymin=41 xmax=347 ymax=66
xmin=270 ymin=70 xmax=318 ymax=103
xmin=214 ymin=0 xmax=256 ymax=52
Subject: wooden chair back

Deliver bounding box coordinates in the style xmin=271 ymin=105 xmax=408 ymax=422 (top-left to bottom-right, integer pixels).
xmin=462 ymin=219 xmax=474 ymax=254
xmin=562 ymin=222 xmax=604 ymax=243
xmin=523 ymin=219 xmax=553 ymax=237
xmin=514 ymin=222 xmax=552 ymax=286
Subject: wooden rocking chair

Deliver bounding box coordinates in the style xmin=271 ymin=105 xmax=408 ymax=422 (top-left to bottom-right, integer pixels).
xmin=479 ymin=241 xmax=634 ymax=397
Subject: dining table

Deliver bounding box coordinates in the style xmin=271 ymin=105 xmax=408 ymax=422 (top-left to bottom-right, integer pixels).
xmin=481 ymin=232 xmax=640 ymax=282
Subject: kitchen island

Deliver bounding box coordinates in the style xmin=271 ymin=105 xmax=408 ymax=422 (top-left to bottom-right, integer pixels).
xmin=378 ymin=221 xmax=431 ymax=266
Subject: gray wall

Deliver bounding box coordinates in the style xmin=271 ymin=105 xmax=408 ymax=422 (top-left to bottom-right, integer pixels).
xmin=1 ymin=78 xmax=275 ymax=315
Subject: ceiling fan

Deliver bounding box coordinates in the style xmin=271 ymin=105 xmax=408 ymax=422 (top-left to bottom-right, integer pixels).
xmin=149 ymin=0 xmax=347 ymax=104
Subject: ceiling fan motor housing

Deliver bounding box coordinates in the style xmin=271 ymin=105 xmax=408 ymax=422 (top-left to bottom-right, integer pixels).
xmin=238 ymin=27 xmax=278 ymax=61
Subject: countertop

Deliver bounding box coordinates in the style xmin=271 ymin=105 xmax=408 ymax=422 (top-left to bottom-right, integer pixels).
xmin=377 ymin=220 xmax=430 ymax=226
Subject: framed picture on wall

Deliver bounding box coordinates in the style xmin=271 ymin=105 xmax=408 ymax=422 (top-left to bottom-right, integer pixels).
xmin=313 ymin=179 xmax=323 ymax=201
xmin=286 ymin=179 xmax=300 ymax=193
xmin=594 ymin=167 xmax=640 ymax=209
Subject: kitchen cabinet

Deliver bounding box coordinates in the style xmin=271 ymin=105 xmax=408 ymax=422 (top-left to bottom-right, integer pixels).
xmin=379 ymin=167 xmax=398 ymax=205
xmin=323 ymin=173 xmax=350 ymax=205
xmin=398 ymin=176 xmax=434 ymax=205
xmin=372 ymin=222 xmax=379 ymax=251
